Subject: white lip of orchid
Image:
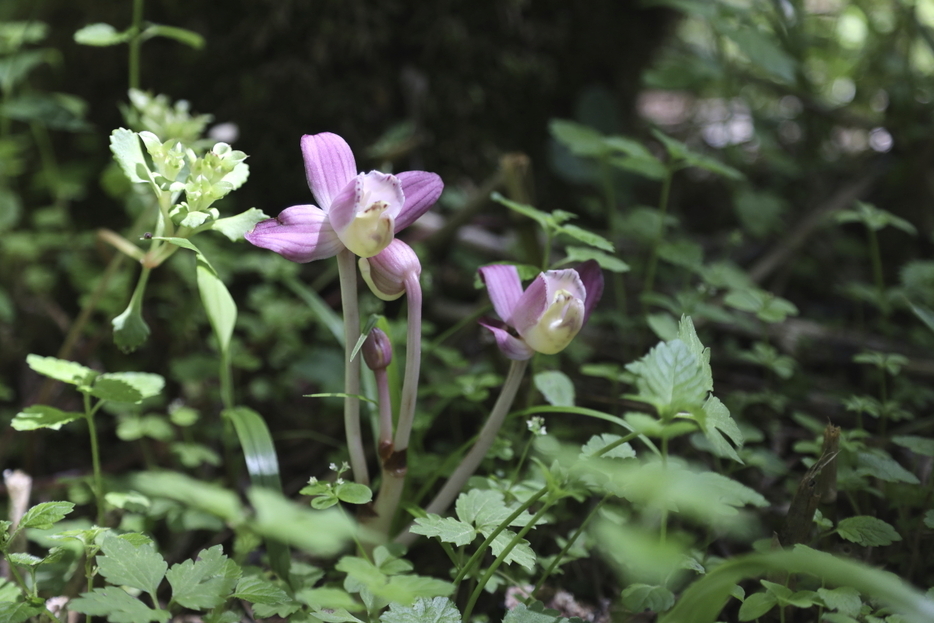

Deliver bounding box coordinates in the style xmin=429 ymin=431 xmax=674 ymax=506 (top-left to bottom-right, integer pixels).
xmin=341 ymin=201 xmax=396 ymax=257
xmin=518 ymin=289 xmax=585 ymax=354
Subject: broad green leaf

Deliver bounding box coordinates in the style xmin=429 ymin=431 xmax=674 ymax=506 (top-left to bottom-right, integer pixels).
xmin=166 ymin=545 xmax=240 ymax=610
xmin=738 ymin=591 xmax=777 ymax=621
xmin=555 ymin=223 xmax=614 ymax=252
xmin=489 ymin=530 xmax=536 ymax=570
xmin=549 ymin=119 xmax=608 ymax=157
xmin=19 ymin=501 xmax=75 ymax=530
xmin=247 ymin=487 xmax=353 ymax=557
xmin=724 ymin=288 xmax=798 ymax=323
xmin=909 ymin=301 xmax=934 ymax=335
xmin=110 ymin=128 xmax=151 ymax=184
xmin=223 ymin=407 xmax=282 ymax=490
xmin=580 ymin=434 xmax=636 ymax=460
xmin=658 ymin=239 xmax=703 ymax=268
xmin=11 ymin=405 xmax=82 ymax=431
xmin=892 ymin=435 xmax=934 ymax=457
xmin=817 ymin=586 xmax=862 ymax=617
xmin=97 ymin=536 xmax=167 ymax=596
xmin=836 ymin=202 xmax=916 ymax=235
xmin=71 ymin=587 xmax=171 ymax=623
xmin=129 ymin=472 xmax=243 ymax=523
xmin=335 ymin=482 xmax=373 ymax=505
xmin=74 ymin=23 xmax=131 ymax=46
xmin=25 ymin=354 xmax=93 ymax=385
xmin=380 ymin=597 xmax=461 ymax=623
xmin=105 ymin=491 xmax=151 ymax=511
xmin=534 ymin=370 xmax=575 ymax=407
xmin=694 ymin=472 xmax=767 ymax=511
xmin=677 ymin=316 xmax=712 ymax=391
xmin=503 ymin=602 xmax=575 ymax=623
xmin=562 ymin=246 xmax=630 ymax=273
xmin=0 ymin=602 xmax=45 ymax=623
xmin=722 ymin=26 xmax=796 ymax=82
xmin=857 ymin=452 xmax=920 ymax=484
xmin=837 ymin=516 xmax=902 ymax=547
xmin=621 ymin=584 xmax=675 ymax=613
xmin=233 ymin=574 xmax=291 ymax=605
xmin=383 ymin=575 xmax=455 ymax=603
xmin=410 ymin=515 xmax=476 ymax=547
xmin=925 ymin=510 xmax=934 ymax=529
xmin=141 ymin=24 xmax=205 ymax=49
xmin=696 ymin=396 xmax=744 ymax=463
xmin=455 ymin=489 xmax=532 ymax=532
xmin=7 ymin=552 xmax=44 ymax=567
xmin=91 ymin=372 xmax=164 ymax=403
xmin=197 ymin=256 xmax=237 ymax=353
xmin=210 ymin=208 xmax=268 ymax=241
xmin=647 ymin=313 xmax=679 ymax=341
xmin=297 ymin=586 xmax=362 ymax=611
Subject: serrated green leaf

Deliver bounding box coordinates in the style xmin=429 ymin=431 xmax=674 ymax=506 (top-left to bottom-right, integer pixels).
xmin=19 ymin=501 xmax=75 ymax=530
xmin=11 ymin=405 xmax=83 ymax=431
xmin=455 ymin=489 xmax=532 ymax=532
xmin=25 ymin=354 xmax=94 ymax=385
xmin=857 ymin=452 xmax=920 ymax=484
xmin=380 ymin=597 xmax=461 ymax=623
xmin=696 ymin=396 xmax=744 ymax=463
xmin=410 ymin=515 xmax=476 ymax=547
xmin=818 ymin=586 xmax=863 ymax=617
xmin=503 ymin=602 xmax=571 ymax=623
xmin=97 ymin=536 xmax=167 ymax=595
xmin=210 ymin=208 xmax=268 ymax=241
xmin=837 ymin=516 xmax=902 ymax=547
xmin=88 ymin=377 xmax=142 ymax=403
xmin=296 ymin=586 xmax=362 ymax=611
xmin=74 ymin=23 xmax=131 ymax=46
xmin=621 ymin=584 xmax=675 ymax=613
xmin=7 ymin=552 xmax=44 ymax=567
xmin=580 ymin=434 xmax=636 ymax=459
xmin=71 ymin=587 xmax=170 ymax=623
xmin=694 ymin=471 xmax=768 ymax=510
xmin=534 ymin=370 xmax=575 ymax=407
xmin=93 ymin=372 xmax=164 ymax=404
xmin=627 ymin=339 xmax=709 ymax=419
xmin=166 ymin=545 xmax=240 ymax=610
xmin=110 ymin=128 xmax=151 ymax=184
xmin=489 ymin=530 xmax=536 ymax=570
xmin=556 ymin=223 xmax=614 ymax=252
xmin=562 ymin=246 xmax=630 ymax=273
xmin=738 ymin=591 xmax=777 ymax=621
xmin=677 ymin=316 xmax=712 ymax=390
xmin=233 ymin=574 xmax=291 ymax=605
xmin=491 ymin=193 xmax=551 ymax=229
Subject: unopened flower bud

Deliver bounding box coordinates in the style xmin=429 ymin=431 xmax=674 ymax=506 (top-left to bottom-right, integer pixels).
xmin=363 ymin=328 xmax=393 ymax=370
xmin=359 ymin=239 xmax=421 ymax=301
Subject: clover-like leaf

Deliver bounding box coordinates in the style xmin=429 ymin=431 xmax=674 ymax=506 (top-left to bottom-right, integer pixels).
xmin=11 ymin=405 xmax=83 ymax=431
xmin=25 ymin=354 xmax=94 ymax=385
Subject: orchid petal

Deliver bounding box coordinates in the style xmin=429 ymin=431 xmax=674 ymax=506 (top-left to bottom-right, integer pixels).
xmin=394 ymin=171 xmax=444 ymax=232
xmin=301 ymin=133 xmax=357 ymax=211
xmin=508 ymin=272 xmax=549 ymax=335
xmin=511 ymin=269 xmax=587 ymax=355
xmin=478 ymin=318 xmax=535 ymax=361
xmin=575 ymin=260 xmax=605 ymax=322
xmin=244 ymin=205 xmax=343 ymax=262
xmin=478 ymin=264 xmax=524 ymax=323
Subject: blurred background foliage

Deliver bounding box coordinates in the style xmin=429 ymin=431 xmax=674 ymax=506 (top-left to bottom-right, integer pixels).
xmin=3 ymin=0 xmax=934 ymax=599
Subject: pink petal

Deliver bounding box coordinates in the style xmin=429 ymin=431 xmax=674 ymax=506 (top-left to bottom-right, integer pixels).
xmin=575 ymin=260 xmax=604 ymax=322
xmin=328 ymin=171 xmax=403 ymax=234
xmin=478 ymin=318 xmax=535 ymax=361
xmin=244 ymin=205 xmax=344 ymax=262
xmin=394 ymin=171 xmax=444 ymax=232
xmin=301 ymin=133 xmax=357 ymax=211
xmin=359 ymin=239 xmax=421 ymax=301
xmin=478 ymin=264 xmax=524 ymax=324
xmin=508 ymin=272 xmax=550 ymax=335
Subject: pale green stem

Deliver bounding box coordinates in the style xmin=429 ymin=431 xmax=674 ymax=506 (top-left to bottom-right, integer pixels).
xmin=397 ymin=358 xmax=529 ymax=546
xmin=642 ymin=166 xmax=674 ymax=298
xmin=374 ymin=368 xmax=393 ymax=450
xmin=83 ymin=393 xmax=104 ymax=526
xmin=337 ymin=249 xmax=369 ymax=486
xmin=392 ymin=273 xmax=423 ymax=452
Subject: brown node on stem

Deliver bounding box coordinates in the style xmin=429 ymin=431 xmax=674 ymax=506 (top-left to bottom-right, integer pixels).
xmin=378 ymin=440 xmax=394 ymax=462
xmin=383 ymin=447 xmax=408 ymax=476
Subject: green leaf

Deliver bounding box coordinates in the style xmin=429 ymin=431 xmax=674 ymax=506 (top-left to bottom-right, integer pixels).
xmin=857 ymin=452 xmax=920 ymax=484
xmin=549 ymin=119 xmax=608 ymax=157
xmin=90 ymin=372 xmax=164 ymax=404
xmin=503 ymin=602 xmax=572 ymax=623
xmin=11 ymin=405 xmax=82 ymax=431
xmin=71 ymin=587 xmax=171 ymax=623
xmin=837 ymin=516 xmax=902 ymax=547
xmin=724 ymin=288 xmax=798 ymax=323
xmin=925 ymin=510 xmax=934 ymax=529
xmin=380 ymin=597 xmax=461 ymax=623
xmin=335 ymin=482 xmax=373 ymax=505
xmin=738 ymin=591 xmax=777 ymax=621
xmin=233 ymin=574 xmax=291 ymax=605
xmin=534 ymin=370 xmax=575 ymax=407
xmin=19 ymin=501 xmax=75 ymax=530
xmin=627 ymin=339 xmax=709 ymax=419
xmin=892 ymin=435 xmax=934 ymax=457
xmin=562 ymin=246 xmax=629 ymax=273
xmin=621 ymin=584 xmax=675 ymax=613
xmin=489 ymin=530 xmax=536 ymax=570
xmin=455 ymin=489 xmax=532 ymax=532
xmin=555 ymin=223 xmax=614 ymax=252
xmin=129 ymin=471 xmax=243 ymax=523
xmin=141 ymin=24 xmax=205 ymax=49
xmin=580 ymin=434 xmax=636 ymax=460
xmin=166 ymin=545 xmax=240 ymax=610
xmin=97 ymin=536 xmax=167 ymax=596
xmin=817 ymin=586 xmax=863 ymax=617
xmin=247 ymin=487 xmax=354 ymax=557
xmin=112 ymin=295 xmax=151 ymax=353
xmin=0 ymin=602 xmax=45 ymax=623
xmin=7 ymin=552 xmax=44 ymax=567
xmin=210 ymin=208 xmax=269 ymax=241
xmin=722 ymin=26 xmax=796 ymax=82
xmin=297 ymin=587 xmax=362 ymax=612
xmin=383 ymin=575 xmax=455 ymax=603
xmin=491 ymin=193 xmax=551 ymax=229
xmin=197 ymin=256 xmax=237 ymax=354
xmin=74 ymin=23 xmax=131 ymax=46
xmin=25 ymin=354 xmax=94 ymax=385
xmin=110 ymin=128 xmax=151 ymax=184
xmin=658 ymin=239 xmax=703 ymax=269
xmin=410 ymin=515 xmax=477 ymax=547
xmin=696 ymin=396 xmax=744 ymax=463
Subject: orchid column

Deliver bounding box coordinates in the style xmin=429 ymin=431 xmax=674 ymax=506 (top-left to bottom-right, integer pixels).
xmin=245 ymin=132 xmax=442 ymax=485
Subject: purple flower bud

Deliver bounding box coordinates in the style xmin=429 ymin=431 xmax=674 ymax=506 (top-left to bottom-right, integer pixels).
xmin=359 ymin=239 xmax=422 ymax=301
xmin=363 ymin=328 xmax=393 ymax=370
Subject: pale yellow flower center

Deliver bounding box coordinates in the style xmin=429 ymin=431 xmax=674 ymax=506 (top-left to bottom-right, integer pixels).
xmin=520 ymin=289 xmax=585 ymax=354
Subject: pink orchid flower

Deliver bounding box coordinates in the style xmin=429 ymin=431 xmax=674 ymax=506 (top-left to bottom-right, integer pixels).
xmin=245 ymin=132 xmax=443 ymax=260
xmin=478 ymin=260 xmax=604 ymax=360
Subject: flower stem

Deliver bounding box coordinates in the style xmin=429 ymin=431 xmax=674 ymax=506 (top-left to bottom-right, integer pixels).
xmin=397 ymin=358 xmax=529 ymax=546
xmin=337 ymin=249 xmax=369 ymax=486
xmin=392 ymin=273 xmax=423 ymax=453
